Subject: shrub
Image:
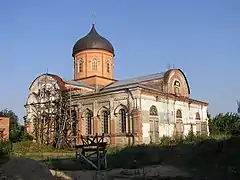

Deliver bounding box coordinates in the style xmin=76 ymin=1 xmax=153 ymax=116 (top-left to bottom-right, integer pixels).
xmin=209 ymin=112 xmax=240 ymax=136
xmin=185 ymin=125 xmax=196 ymax=143
xmin=0 ymin=141 xmax=11 ymax=158
xmin=22 ymin=133 xmax=34 ymax=141
xmin=159 ymin=136 xmax=172 ymax=146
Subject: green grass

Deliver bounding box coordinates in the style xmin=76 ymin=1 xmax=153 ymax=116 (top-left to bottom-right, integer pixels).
xmin=2 ymin=134 xmax=240 ymax=179
xmin=0 ymin=140 xmax=74 ymax=161
xmin=1 ymin=134 xmax=232 ymax=161
xmin=9 ymin=140 xmax=74 ymax=160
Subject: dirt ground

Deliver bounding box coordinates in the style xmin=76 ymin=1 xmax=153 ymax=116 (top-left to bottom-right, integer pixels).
xmin=0 ymin=158 xmax=57 ymax=180
xmin=51 ymin=165 xmax=191 ymax=180
xmin=0 ymin=157 xmax=190 ymax=180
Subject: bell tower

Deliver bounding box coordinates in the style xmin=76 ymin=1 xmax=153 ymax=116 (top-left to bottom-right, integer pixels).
xmin=72 ymin=24 xmax=115 ymax=88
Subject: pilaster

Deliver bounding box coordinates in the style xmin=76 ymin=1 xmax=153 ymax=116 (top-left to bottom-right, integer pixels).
xmin=93 ymin=116 xmax=99 ymax=134
xmin=77 ymin=110 xmax=83 ymax=144
xmin=109 ymin=98 xmax=116 ymax=144
xmin=132 ymin=108 xmax=143 ymax=145
xmin=110 ymin=119 xmax=116 ymax=144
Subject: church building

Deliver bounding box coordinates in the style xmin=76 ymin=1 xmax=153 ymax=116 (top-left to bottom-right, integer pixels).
xmin=25 ymin=23 xmax=209 ymax=146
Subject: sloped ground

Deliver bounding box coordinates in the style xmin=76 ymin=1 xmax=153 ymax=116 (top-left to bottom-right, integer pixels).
xmin=1 ymin=137 xmax=240 ymax=179
xmin=0 ymin=158 xmax=57 ymax=180
xmin=45 ymin=137 xmax=240 ymax=179
xmin=51 ymin=165 xmax=191 ymax=180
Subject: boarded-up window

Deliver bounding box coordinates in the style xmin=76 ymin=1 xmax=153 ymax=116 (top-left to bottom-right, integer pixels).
xmin=149 ymin=120 xmax=154 ymax=143
xmin=196 ymin=121 xmax=201 ymax=135
xmin=149 ymin=105 xmax=159 ymax=143
xmin=175 ymin=119 xmax=184 ymax=136
xmin=149 ymin=119 xmax=159 ymax=143
xmin=201 ymin=122 xmax=208 ymax=135
xmin=154 ymin=121 xmax=159 ymax=140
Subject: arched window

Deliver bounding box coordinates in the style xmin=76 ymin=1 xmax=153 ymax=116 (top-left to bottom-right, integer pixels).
xmin=195 ymin=112 xmax=200 ymax=120
xmin=176 ymin=109 xmax=182 ymax=118
xmin=102 ymin=111 xmax=109 ymax=134
xmin=79 ymin=60 xmax=83 ymax=72
xmin=149 ymin=105 xmax=158 ymax=116
xmin=119 ymin=109 xmax=127 ymax=133
xmin=76 ymin=61 xmax=80 ymax=73
xmin=174 ymin=81 xmax=180 ymax=95
xmin=106 ymin=62 xmax=110 ymax=73
xmin=74 ymin=61 xmax=77 ymax=72
xmin=86 ymin=111 xmax=93 ymax=135
xmin=92 ymin=58 xmax=98 ymax=71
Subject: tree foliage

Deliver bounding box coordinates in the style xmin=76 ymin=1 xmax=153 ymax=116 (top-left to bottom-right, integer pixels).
xmin=209 ymin=112 xmax=240 ymax=136
xmin=0 ymin=109 xmax=26 ymax=142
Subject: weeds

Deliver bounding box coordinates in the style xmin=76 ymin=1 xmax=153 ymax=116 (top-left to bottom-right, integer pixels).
xmin=0 ymin=141 xmax=11 ymax=158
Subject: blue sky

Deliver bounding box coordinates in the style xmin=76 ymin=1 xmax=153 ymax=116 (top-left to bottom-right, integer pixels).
xmin=0 ymin=0 xmax=239 ymax=123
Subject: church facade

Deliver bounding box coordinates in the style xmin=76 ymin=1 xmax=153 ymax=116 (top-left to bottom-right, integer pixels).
xmin=25 ymin=24 xmax=209 ymax=146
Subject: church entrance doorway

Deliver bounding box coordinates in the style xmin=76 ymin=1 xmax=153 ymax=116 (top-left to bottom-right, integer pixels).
xmin=149 ymin=105 xmax=159 ymax=143
xmin=149 ymin=118 xmax=159 ymax=143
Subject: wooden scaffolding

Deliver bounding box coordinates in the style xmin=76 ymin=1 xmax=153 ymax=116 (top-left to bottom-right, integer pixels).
xmin=75 ymin=133 xmax=108 ymax=170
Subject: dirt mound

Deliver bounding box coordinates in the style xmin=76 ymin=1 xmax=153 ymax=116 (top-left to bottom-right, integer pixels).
xmin=0 ymin=157 xmax=57 ymax=180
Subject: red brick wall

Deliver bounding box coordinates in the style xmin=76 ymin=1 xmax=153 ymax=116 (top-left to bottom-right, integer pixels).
xmin=132 ymin=109 xmax=143 ymax=144
xmin=110 ymin=119 xmax=116 ymax=144
xmin=93 ymin=116 xmax=99 ymax=135
xmin=0 ymin=116 xmax=10 ymax=140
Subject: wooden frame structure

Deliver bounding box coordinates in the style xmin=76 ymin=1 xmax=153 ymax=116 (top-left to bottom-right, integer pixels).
xmin=75 ymin=133 xmax=108 ymax=170
xmin=25 ymin=76 xmax=78 ymax=149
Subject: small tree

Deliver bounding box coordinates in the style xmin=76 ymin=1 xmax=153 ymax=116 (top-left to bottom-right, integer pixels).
xmin=185 ymin=124 xmax=195 ymax=143
xmin=209 ymin=112 xmax=240 ymax=136
xmin=0 ymin=109 xmax=25 ymax=142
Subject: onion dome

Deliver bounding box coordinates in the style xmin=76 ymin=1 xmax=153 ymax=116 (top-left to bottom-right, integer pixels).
xmin=72 ymin=24 xmax=114 ymax=57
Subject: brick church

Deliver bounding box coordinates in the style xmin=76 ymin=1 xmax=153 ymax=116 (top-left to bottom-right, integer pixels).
xmin=25 ymin=23 xmax=209 ymax=146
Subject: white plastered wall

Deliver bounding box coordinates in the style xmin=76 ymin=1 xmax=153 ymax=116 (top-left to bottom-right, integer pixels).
xmin=140 ymin=94 xmax=208 ymax=143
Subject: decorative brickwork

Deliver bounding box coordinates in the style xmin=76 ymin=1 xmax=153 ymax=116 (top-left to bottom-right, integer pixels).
xmin=25 ymin=24 xmax=209 ymax=148
xmin=110 ymin=119 xmax=116 ymax=144
xmin=93 ymin=117 xmax=99 ymax=134
xmin=164 ymin=69 xmax=190 ymax=97
xmin=131 ymin=109 xmax=142 ymax=145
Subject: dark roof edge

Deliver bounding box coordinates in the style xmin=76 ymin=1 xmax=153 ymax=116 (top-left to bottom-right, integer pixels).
xmin=102 ymin=72 xmax=166 ymax=90
xmin=64 ymin=80 xmax=95 ymax=90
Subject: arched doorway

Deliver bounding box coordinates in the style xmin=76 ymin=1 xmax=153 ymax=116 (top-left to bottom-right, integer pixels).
xmin=195 ymin=112 xmax=201 ymax=135
xmin=175 ymin=109 xmax=184 ymax=136
xmin=149 ymin=105 xmax=159 ymax=143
